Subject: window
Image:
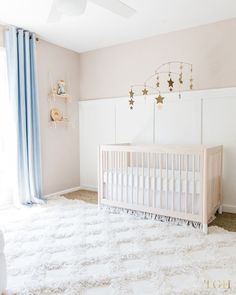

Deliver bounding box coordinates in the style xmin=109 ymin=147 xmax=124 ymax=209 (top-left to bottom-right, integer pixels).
xmin=0 ymin=47 xmax=16 ymax=207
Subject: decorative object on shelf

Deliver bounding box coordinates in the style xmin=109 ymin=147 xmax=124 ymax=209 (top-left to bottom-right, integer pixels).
xmin=48 ymin=73 xmax=74 ymax=128
xmin=57 ymin=79 xmax=66 ymax=95
xmin=49 ymin=79 xmax=72 ymax=101
xmin=128 ymin=61 xmax=193 ymax=109
xmin=50 ymin=108 xmax=63 ymax=121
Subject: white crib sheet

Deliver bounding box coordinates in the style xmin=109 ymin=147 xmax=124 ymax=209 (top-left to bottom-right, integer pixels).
xmin=103 ymin=167 xmax=200 ymax=214
xmin=103 ymin=167 xmax=201 ymax=194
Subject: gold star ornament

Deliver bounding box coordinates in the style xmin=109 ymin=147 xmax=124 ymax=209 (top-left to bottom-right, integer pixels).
xmin=129 ymin=98 xmax=135 ymax=109
xmin=155 ymin=94 xmax=164 ymax=104
xmin=142 ymin=88 xmax=148 ymax=96
xmin=156 ymin=75 xmax=160 ymax=88
xmin=168 ymin=78 xmax=174 ymax=88
xmin=127 ymin=62 xmax=193 ymax=109
xmin=129 ymin=90 xmax=134 ymax=98
xmin=190 ymin=77 xmax=193 ymax=89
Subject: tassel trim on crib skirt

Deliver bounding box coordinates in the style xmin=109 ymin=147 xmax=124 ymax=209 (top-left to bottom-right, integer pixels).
xmin=101 ymin=205 xmax=212 ymax=230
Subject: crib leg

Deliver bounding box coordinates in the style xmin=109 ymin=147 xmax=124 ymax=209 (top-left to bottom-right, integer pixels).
xmin=203 ymin=224 xmax=208 ymax=234
xmin=218 ymin=205 xmax=223 ymax=214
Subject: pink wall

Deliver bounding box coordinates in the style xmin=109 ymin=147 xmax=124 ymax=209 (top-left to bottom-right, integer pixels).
xmin=79 ymin=18 xmax=236 ymax=100
xmin=37 ymin=40 xmax=80 ymax=195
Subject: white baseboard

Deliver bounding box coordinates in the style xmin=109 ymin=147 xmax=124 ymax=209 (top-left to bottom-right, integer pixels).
xmin=222 ymin=204 xmax=236 ymax=214
xmin=44 ymin=186 xmax=81 ymax=199
xmin=79 ymin=185 xmax=97 ymax=192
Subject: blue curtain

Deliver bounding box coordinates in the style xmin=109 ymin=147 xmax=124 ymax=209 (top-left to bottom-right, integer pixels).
xmin=5 ymin=26 xmax=43 ymax=204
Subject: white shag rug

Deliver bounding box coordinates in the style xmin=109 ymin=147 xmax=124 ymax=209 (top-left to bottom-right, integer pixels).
xmin=0 ymin=196 xmax=236 ymax=295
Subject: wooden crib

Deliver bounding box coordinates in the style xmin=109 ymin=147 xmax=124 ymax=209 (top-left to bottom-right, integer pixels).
xmin=98 ymin=144 xmax=223 ymax=234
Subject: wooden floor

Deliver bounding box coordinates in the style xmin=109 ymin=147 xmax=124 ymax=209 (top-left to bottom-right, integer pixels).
xmin=65 ymin=190 xmax=236 ymax=232
xmin=65 ymin=190 xmax=97 ymax=204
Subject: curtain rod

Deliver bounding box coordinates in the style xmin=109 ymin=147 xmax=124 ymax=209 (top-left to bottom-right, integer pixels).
xmin=3 ymin=26 xmax=39 ymax=41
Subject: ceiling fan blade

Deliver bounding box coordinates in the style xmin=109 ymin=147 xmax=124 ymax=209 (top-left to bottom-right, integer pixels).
xmin=56 ymin=0 xmax=87 ymax=16
xmin=91 ymin=0 xmax=136 ymax=18
xmin=47 ymin=0 xmax=62 ymax=23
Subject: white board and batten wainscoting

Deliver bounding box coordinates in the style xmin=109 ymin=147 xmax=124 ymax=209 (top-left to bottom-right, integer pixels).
xmin=79 ymin=87 xmax=236 ymax=213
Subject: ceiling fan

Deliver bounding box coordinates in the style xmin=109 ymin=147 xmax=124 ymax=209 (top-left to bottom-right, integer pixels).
xmin=48 ymin=0 xmax=136 ymax=22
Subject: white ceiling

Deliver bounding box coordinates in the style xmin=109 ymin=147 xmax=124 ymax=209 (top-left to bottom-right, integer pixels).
xmin=0 ymin=0 xmax=235 ymax=53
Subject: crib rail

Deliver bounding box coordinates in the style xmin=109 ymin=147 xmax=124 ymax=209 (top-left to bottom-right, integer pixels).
xmin=98 ymin=144 xmax=223 ymax=232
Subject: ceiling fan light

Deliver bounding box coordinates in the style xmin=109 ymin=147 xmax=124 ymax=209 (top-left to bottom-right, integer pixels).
xmin=56 ymin=0 xmax=87 ymax=16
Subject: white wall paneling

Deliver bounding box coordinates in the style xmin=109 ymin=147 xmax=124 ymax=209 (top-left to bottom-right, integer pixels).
xmin=155 ymin=92 xmax=202 ymax=144
xmin=79 ymin=87 xmax=236 ymax=210
xmin=79 ymin=99 xmax=116 ymax=188
xmin=202 ymin=93 xmax=236 ymax=211
xmin=116 ymin=96 xmax=154 ymax=144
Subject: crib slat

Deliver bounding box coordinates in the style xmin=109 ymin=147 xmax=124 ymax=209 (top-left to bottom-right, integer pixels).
xmin=185 ymin=155 xmax=188 ymax=214
xmin=131 ymin=152 xmax=133 ymax=204
xmin=210 ymin=155 xmax=213 ymax=211
xmin=126 ymin=152 xmax=128 ymax=204
xmin=115 ymin=151 xmax=117 ymax=201
xmin=172 ymin=154 xmax=174 ymax=211
xmin=218 ymin=151 xmax=222 ymax=205
xmin=213 ymin=155 xmax=216 ymax=206
xmin=192 ymin=155 xmax=195 ymax=214
xmin=166 ymin=153 xmax=168 ymax=210
xmin=117 ymin=151 xmax=119 ymax=169
xmin=142 ymin=152 xmax=144 ymax=205
xmin=105 ymin=151 xmax=107 ymax=199
xmin=148 ymin=153 xmax=151 ymax=206
xmin=117 ymin=151 xmax=119 ymax=200
xmin=136 ymin=152 xmax=139 ymax=205
xmin=111 ymin=151 xmax=114 ymax=201
xmin=179 ymin=154 xmax=182 ymax=212
xmin=160 ymin=153 xmax=162 ymax=209
xmin=101 ymin=151 xmax=104 ymax=200
xmin=113 ymin=152 xmax=115 ymax=199
xmin=153 ymin=153 xmax=156 ymax=208
xmin=108 ymin=151 xmax=110 ymax=200
xmin=208 ymin=155 xmax=212 ymax=212
xmin=101 ymin=151 xmax=104 ymax=199
xmin=214 ymin=154 xmax=217 ymax=206
xmin=219 ymin=147 xmax=223 ymax=208
xmin=120 ymin=151 xmax=123 ymax=202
